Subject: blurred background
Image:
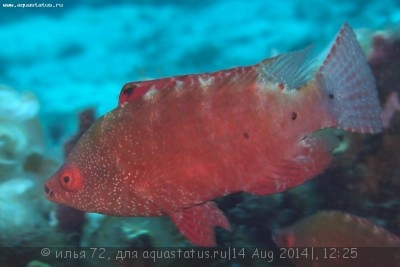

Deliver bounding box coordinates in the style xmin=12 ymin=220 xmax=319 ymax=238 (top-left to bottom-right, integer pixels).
xmin=1 ymin=0 xmax=399 ymax=141
xmin=1 ymin=0 xmax=400 ymax=266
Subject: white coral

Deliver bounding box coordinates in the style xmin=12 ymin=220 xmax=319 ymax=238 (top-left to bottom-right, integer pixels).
xmin=0 ymin=86 xmax=44 ymax=177
xmin=0 ymin=86 xmax=39 ymax=121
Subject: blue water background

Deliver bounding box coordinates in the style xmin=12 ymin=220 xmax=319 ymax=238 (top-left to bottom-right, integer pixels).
xmin=1 ymin=0 xmax=399 ymax=144
xmin=0 ymin=2 xmax=400 ymax=266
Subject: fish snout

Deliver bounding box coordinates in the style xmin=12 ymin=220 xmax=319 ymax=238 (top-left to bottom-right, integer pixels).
xmin=44 ymin=182 xmax=55 ymax=199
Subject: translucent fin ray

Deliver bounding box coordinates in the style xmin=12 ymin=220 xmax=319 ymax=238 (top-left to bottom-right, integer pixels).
xmin=258 ymin=46 xmax=317 ymax=90
xmin=317 ymin=22 xmax=382 ymax=133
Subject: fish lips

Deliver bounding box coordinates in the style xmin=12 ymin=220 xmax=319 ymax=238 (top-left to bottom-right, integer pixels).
xmin=44 ymin=178 xmax=57 ymax=202
xmin=44 ymin=172 xmax=66 ymax=204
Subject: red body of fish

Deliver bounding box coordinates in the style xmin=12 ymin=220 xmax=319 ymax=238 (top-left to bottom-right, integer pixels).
xmin=44 ymin=23 xmax=382 ymax=246
xmin=273 ymin=211 xmax=400 ymax=267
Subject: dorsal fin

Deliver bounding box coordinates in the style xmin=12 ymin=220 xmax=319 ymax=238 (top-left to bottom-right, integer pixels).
xmin=258 ymin=46 xmax=317 ymax=90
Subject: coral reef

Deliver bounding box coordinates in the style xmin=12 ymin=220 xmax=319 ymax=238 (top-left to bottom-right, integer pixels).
xmin=0 ymin=86 xmax=66 ymax=267
xmin=0 ymin=87 xmax=50 ymax=246
xmin=0 ymin=86 xmax=44 ymax=178
xmin=368 ymin=32 xmax=400 ymax=135
xmin=337 ymin=29 xmax=400 ymax=234
xmin=2 ymin=11 xmax=400 ymax=266
xmin=381 ymin=92 xmax=400 ymax=128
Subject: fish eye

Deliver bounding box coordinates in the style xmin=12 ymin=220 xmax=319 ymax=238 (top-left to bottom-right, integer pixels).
xmin=63 ymin=176 xmax=70 ymax=183
xmin=59 ymin=165 xmax=83 ymax=192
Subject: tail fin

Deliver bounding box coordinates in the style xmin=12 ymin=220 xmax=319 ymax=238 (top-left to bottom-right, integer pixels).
xmin=317 ymin=23 xmax=382 ymax=133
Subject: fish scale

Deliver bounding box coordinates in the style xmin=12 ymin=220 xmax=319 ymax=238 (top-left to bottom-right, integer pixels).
xmin=44 ymin=23 xmax=382 ymax=246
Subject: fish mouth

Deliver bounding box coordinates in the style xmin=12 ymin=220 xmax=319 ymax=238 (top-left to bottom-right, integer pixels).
xmin=44 ymin=182 xmax=55 ymax=200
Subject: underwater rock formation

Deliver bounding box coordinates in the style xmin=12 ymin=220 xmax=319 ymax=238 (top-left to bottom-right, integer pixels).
xmin=381 ymin=92 xmax=400 ymax=128
xmin=0 ymin=86 xmax=44 ymax=178
xmin=0 ymin=178 xmax=44 ymax=245
xmin=353 ymin=29 xmax=400 ymax=233
xmin=0 ymin=87 xmax=68 ymax=267
xmin=0 ymin=86 xmax=51 ymax=247
xmin=368 ymin=32 xmax=400 ymax=133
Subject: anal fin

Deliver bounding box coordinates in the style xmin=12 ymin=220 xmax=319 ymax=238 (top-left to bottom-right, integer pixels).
xmin=168 ymin=201 xmax=231 ymax=247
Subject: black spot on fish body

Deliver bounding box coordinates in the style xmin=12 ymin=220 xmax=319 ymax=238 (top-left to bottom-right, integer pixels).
xmin=243 ymin=132 xmax=250 ymax=139
xmin=329 ymin=93 xmax=334 ymax=99
xmin=291 ymin=112 xmax=297 ymax=120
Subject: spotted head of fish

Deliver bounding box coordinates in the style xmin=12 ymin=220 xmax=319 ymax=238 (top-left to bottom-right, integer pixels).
xmin=44 ymin=161 xmax=83 ymax=206
xmin=44 ymin=110 xmax=129 ymax=215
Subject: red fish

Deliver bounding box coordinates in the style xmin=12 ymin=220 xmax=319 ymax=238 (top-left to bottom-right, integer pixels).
xmin=273 ymin=211 xmax=400 ymax=267
xmin=44 ymin=23 xmax=382 ymax=246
